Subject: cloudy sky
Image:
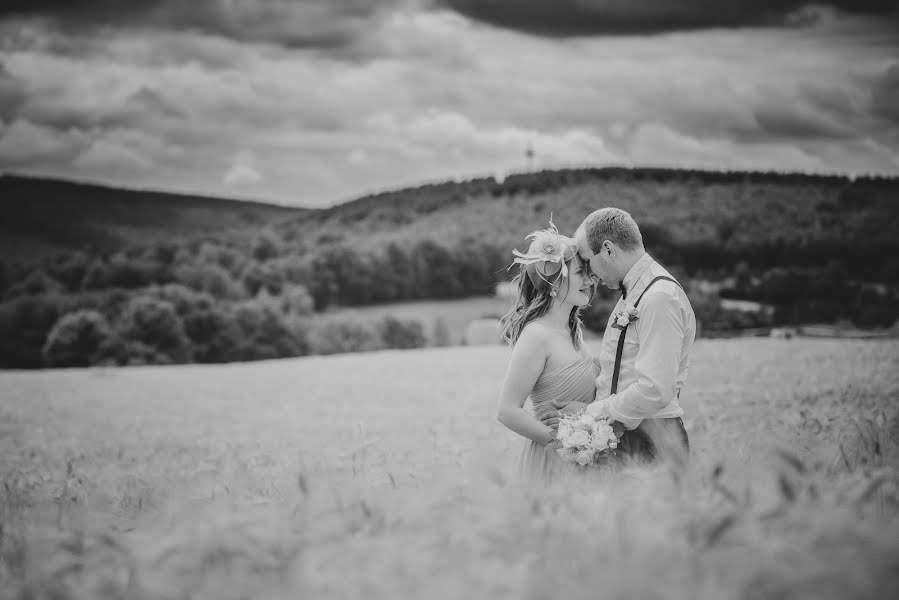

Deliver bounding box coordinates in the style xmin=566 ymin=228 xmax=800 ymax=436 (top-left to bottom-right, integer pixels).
xmin=0 ymin=1 xmax=897 ymax=207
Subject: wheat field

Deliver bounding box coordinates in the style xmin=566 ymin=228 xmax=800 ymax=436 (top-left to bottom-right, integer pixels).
xmin=1 ymin=338 xmax=898 ymax=599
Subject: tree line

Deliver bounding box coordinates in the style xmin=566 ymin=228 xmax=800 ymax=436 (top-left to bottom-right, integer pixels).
xmin=0 ymin=235 xmax=497 ymax=368
xmin=2 ymin=226 xmax=897 ymax=369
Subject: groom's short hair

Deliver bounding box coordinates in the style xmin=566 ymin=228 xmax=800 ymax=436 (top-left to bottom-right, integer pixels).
xmin=581 ymin=208 xmax=644 ymax=253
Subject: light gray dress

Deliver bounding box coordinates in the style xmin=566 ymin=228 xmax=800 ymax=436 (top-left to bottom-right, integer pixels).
xmin=517 ymin=355 xmax=601 ymax=485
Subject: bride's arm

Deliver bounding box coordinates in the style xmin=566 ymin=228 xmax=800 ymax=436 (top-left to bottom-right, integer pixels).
xmin=496 ymin=326 xmax=557 ymax=446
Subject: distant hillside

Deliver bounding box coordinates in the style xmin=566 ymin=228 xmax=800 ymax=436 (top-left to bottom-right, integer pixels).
xmin=0 ymin=174 xmax=306 ymax=257
xmin=3 ymin=169 xmax=898 ymax=271
xmin=294 ymin=168 xmax=899 ymax=274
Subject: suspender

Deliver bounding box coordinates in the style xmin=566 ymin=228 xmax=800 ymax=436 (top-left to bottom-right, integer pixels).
xmin=610 ymin=275 xmax=681 ymax=395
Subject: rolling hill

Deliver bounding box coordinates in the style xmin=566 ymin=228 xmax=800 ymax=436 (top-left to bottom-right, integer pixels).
xmin=0 ymin=174 xmax=306 ymax=257
xmin=2 ymin=169 xmax=898 ymax=270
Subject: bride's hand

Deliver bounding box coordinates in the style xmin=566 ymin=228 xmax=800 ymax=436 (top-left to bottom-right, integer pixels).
xmin=552 ymin=399 xmax=588 ymax=416
xmin=537 ymin=400 xmax=588 ymax=427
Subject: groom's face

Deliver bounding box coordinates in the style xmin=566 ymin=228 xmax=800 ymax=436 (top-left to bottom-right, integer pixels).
xmin=575 ymin=228 xmax=616 ymax=290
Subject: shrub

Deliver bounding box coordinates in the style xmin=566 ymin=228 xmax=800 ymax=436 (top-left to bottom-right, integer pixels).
xmin=147 ymin=242 xmax=178 ymax=266
xmin=230 ymin=299 xmax=307 ymax=361
xmin=117 ymin=296 xmax=193 ymax=364
xmin=182 ymin=306 xmax=243 ymax=363
xmin=432 ymin=317 xmax=452 ymax=347
xmin=6 ymin=269 xmax=65 ymax=297
xmin=283 ymin=315 xmax=312 ymax=356
xmin=118 ymin=341 xmax=175 ymax=366
xmin=82 ymin=260 xmax=110 ymax=291
xmin=213 ymin=245 xmax=245 ymax=276
xmin=276 ymin=255 xmax=313 ymax=286
xmin=71 ymin=288 xmax=133 ymax=323
xmin=252 ymin=229 xmax=283 ymax=262
xmin=242 ymin=261 xmax=285 ymax=296
xmin=174 ymin=264 xmax=245 ymax=299
xmin=378 ymin=316 xmax=426 ymax=349
xmin=48 ymin=251 xmax=92 ymax=292
xmin=145 ymin=284 xmax=215 ymax=316
xmin=135 ymin=285 xmax=232 ymax=361
xmin=854 ymin=289 xmax=899 ymax=329
xmin=0 ymin=294 xmax=70 ymax=368
xmin=282 ymin=284 xmax=315 ymax=316
xmin=252 ymin=288 xmax=284 ymax=315
xmin=104 ymin=254 xmax=165 ymax=289
xmin=307 ymin=317 xmax=384 ymax=355
xmin=881 ymin=258 xmax=899 ymax=284
xmin=42 ymin=309 xmax=116 ymax=367
xmin=0 ymin=260 xmax=8 ymax=297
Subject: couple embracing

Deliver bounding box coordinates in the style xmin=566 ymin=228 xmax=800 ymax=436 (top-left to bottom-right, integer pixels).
xmin=496 ymin=208 xmax=696 ymax=483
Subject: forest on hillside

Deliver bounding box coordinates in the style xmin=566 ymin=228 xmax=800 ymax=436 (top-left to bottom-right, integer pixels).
xmin=1 ymin=168 xmax=898 ymax=368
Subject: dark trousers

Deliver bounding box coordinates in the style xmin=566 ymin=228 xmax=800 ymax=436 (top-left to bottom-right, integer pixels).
xmin=616 ymin=417 xmax=690 ymax=463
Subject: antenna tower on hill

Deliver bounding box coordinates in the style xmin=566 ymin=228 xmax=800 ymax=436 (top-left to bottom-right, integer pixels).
xmin=525 ymin=142 xmax=535 ymax=172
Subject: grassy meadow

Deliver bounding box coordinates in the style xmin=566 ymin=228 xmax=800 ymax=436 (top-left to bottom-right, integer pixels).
xmin=1 ymin=338 xmax=898 ymax=599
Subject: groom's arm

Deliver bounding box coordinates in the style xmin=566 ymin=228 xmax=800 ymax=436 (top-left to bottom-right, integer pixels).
xmin=608 ymin=289 xmax=685 ymax=430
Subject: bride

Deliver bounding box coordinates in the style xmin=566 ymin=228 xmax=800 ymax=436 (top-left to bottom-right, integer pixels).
xmin=496 ymin=220 xmax=599 ymax=484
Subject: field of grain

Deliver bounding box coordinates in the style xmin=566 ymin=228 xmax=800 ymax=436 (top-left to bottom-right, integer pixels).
xmin=1 ymin=338 xmax=898 ymax=599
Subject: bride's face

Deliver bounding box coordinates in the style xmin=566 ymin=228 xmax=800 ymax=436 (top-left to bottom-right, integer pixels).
xmin=558 ymin=258 xmax=593 ymax=307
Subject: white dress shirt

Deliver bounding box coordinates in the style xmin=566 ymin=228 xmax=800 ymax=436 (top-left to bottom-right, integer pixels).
xmin=595 ymin=253 xmax=696 ymax=430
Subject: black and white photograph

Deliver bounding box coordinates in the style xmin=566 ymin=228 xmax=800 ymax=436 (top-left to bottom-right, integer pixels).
xmin=1 ymin=1 xmax=898 ymax=598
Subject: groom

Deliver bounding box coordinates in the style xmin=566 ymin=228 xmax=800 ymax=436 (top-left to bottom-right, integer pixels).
xmin=546 ymin=207 xmax=696 ymax=463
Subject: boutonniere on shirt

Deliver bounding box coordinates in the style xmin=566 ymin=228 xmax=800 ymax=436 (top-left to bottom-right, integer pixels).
xmin=611 ymin=303 xmax=639 ymax=329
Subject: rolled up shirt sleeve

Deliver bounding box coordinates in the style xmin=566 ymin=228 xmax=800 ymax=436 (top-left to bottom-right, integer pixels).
xmin=608 ymin=290 xmax=685 ymax=430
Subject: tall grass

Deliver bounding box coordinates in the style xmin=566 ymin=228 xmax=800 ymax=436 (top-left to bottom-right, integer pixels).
xmin=1 ymin=339 xmax=897 ymax=599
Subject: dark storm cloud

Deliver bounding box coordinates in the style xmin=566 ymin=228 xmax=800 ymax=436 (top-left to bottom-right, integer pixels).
xmin=0 ymin=61 xmax=27 ymax=120
xmin=0 ymin=0 xmax=403 ymax=48
xmin=870 ymin=64 xmax=899 ymax=123
xmin=798 ymin=83 xmax=856 ymax=119
xmin=437 ymin=0 xmax=899 ymax=35
xmin=0 ymin=1 xmax=157 ymax=19
xmin=752 ymin=102 xmax=854 ymax=140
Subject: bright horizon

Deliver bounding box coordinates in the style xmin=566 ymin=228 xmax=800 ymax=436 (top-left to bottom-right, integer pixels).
xmin=5 ymin=161 xmax=895 ymax=211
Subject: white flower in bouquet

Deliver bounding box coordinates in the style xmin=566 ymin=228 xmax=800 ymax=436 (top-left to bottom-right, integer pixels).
xmin=591 ymin=419 xmax=612 ymax=438
xmin=575 ymin=449 xmax=594 ymax=466
xmin=563 ymin=427 xmax=591 ymax=449
xmin=557 ymin=447 xmax=578 ymax=464
xmin=590 ymin=421 xmax=617 ymax=452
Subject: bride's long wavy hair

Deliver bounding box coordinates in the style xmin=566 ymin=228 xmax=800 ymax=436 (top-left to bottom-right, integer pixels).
xmin=500 ymin=258 xmax=587 ymax=350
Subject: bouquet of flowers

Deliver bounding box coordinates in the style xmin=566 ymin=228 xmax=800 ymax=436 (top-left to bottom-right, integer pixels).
xmin=554 ymin=401 xmax=620 ymax=466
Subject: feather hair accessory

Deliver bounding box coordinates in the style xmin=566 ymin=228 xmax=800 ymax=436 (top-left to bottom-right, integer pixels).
xmin=511 ymin=218 xmax=577 ymax=286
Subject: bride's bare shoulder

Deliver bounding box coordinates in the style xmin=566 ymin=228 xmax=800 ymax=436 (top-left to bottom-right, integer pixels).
xmin=518 ymin=320 xmax=552 ymax=342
